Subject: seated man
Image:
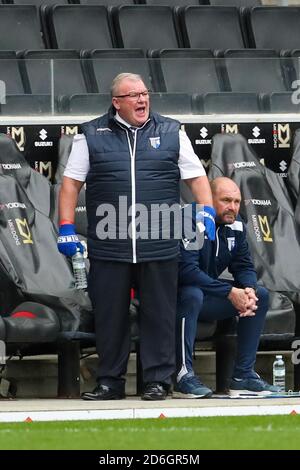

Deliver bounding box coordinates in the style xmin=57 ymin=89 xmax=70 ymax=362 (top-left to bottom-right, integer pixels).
xmin=174 ymin=177 xmax=281 ymax=398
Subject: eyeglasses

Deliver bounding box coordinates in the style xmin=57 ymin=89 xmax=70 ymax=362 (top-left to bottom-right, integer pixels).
xmin=114 ymin=90 xmax=150 ymax=100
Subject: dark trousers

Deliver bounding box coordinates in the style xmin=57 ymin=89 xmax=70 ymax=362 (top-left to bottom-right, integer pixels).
xmin=176 ymin=285 xmax=269 ymax=380
xmin=88 ymin=258 xmax=178 ymax=393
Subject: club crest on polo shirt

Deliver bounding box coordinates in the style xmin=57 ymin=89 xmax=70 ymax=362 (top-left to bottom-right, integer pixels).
xmin=149 ymin=137 xmax=160 ymax=149
xmin=227 ymin=237 xmax=235 ymax=252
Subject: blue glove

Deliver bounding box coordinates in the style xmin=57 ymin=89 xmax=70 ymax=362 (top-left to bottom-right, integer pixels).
xmin=196 ymin=206 xmax=216 ymax=241
xmin=57 ymin=223 xmax=84 ymax=257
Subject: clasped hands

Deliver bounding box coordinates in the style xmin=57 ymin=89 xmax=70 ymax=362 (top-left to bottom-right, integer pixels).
xmin=228 ymin=287 xmax=258 ymax=317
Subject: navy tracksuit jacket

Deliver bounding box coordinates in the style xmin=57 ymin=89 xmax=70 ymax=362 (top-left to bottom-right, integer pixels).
xmin=176 ymin=204 xmax=269 ymax=381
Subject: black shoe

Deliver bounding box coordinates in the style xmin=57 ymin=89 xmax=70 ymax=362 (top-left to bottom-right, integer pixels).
xmin=141 ymin=382 xmax=169 ymax=401
xmin=81 ymin=384 xmax=125 ymax=401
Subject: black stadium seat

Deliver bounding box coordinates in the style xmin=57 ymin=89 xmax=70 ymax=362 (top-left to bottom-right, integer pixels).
xmin=288 ymin=128 xmax=300 ymax=231
xmin=143 ymin=0 xmax=205 ymax=5
xmin=83 ymin=49 xmax=153 ymax=93
xmin=0 ymin=133 xmax=92 ymax=345
xmin=22 ymin=50 xmax=91 ymax=96
xmin=209 ymin=132 xmax=300 ymax=294
xmin=223 ymin=49 xmax=289 ymax=94
xmin=1 ymin=95 xmax=54 ymax=115
xmin=209 ymin=0 xmax=261 ymax=6
xmin=149 ymin=49 xmax=223 ymax=93
xmin=201 ymin=92 xmax=261 ymax=113
xmin=247 ymin=7 xmax=300 ymax=50
xmin=263 ymin=92 xmax=300 ymax=113
xmin=112 ymin=5 xmax=183 ymax=50
xmin=10 ymin=0 xmax=68 ymax=4
xmin=179 ymin=6 xmax=247 ymax=49
xmin=0 ymin=5 xmax=45 ymax=50
xmin=61 ymin=93 xmax=111 ymax=115
xmin=0 ymin=51 xmax=26 ymax=95
xmin=150 ymin=93 xmax=194 ymax=115
xmin=43 ymin=5 xmax=115 ymax=50
xmin=79 ymin=0 xmax=135 ymax=4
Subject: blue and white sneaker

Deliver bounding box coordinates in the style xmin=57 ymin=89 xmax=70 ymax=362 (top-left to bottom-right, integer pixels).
xmin=229 ymin=375 xmax=282 ymax=398
xmin=173 ymin=374 xmax=213 ymax=399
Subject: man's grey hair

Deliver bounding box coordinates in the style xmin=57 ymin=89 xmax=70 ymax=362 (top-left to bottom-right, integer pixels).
xmin=111 ymin=73 xmax=144 ymax=97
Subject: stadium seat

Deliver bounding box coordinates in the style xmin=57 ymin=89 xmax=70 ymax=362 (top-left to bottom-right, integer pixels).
xmin=0 ymin=133 xmax=94 ymax=397
xmin=112 ymin=5 xmax=183 ymax=50
xmin=0 ymin=51 xmax=26 ymax=95
xmin=200 ymin=92 xmax=262 ymax=113
xmin=223 ymin=49 xmax=289 ymax=94
xmin=143 ymin=0 xmax=206 ymax=5
xmin=82 ymin=49 xmax=153 ymax=93
xmin=263 ymin=92 xmax=300 ymax=113
xmin=179 ymin=6 xmax=248 ymax=49
xmin=209 ymin=132 xmax=300 ymax=294
xmin=9 ymin=0 xmax=69 ymax=4
xmin=149 ymin=49 xmax=223 ymax=94
xmin=78 ymin=0 xmax=135 ymax=4
xmin=247 ymin=6 xmax=300 ymax=50
xmin=43 ymin=5 xmax=115 ymax=49
xmin=209 ymin=0 xmax=261 ymax=6
xmin=288 ymin=128 xmax=300 ymax=228
xmin=0 ymin=5 xmax=45 ymax=50
xmin=1 ymin=302 xmax=60 ymax=344
xmin=0 ymin=133 xmax=92 ymax=331
xmin=1 ymin=95 xmax=54 ymax=115
xmin=150 ymin=93 xmax=194 ymax=115
xmin=21 ymin=50 xmax=91 ymax=99
xmin=61 ymin=93 xmax=111 ymax=115
xmin=208 ymin=133 xmax=300 ymax=390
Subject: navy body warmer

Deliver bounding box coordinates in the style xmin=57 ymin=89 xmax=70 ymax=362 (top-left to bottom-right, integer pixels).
xmin=82 ymin=108 xmax=181 ymax=263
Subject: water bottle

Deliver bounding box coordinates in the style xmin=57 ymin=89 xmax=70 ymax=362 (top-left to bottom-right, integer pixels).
xmin=72 ymin=248 xmax=88 ymax=289
xmin=273 ymin=355 xmax=286 ymax=391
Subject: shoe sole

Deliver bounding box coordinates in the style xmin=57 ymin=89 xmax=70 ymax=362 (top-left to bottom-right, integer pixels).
xmin=141 ymin=395 xmax=167 ymax=401
xmin=173 ymin=391 xmax=213 ymax=399
xmin=81 ymin=394 xmax=125 ymax=401
xmin=228 ymin=389 xmax=274 ymax=398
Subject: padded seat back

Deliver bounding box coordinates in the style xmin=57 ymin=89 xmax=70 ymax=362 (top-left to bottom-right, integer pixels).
xmin=209 ymin=133 xmax=300 ymax=293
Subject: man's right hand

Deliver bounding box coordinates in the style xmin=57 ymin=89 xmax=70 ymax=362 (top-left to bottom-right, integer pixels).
xmin=228 ymin=287 xmax=257 ymax=317
xmin=57 ymin=223 xmax=84 ymax=257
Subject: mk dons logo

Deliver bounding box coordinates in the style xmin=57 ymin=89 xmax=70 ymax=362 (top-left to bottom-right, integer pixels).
xmin=35 ymin=161 xmax=52 ymax=180
xmin=273 ymin=123 xmax=291 ymax=149
xmin=222 ymin=124 xmax=239 ymax=134
xmin=258 ymin=215 xmax=273 ymax=242
xmin=61 ymin=126 xmax=78 ymax=136
xmin=278 ymin=124 xmax=290 ymax=148
xmin=15 ymin=218 xmax=33 ymax=244
xmin=7 ymin=126 xmax=25 ymax=152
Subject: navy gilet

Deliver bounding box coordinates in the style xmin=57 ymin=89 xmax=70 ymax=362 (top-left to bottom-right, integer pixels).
xmin=81 ymin=108 xmax=181 ymax=263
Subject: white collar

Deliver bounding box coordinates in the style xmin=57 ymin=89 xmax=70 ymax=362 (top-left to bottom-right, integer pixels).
xmin=115 ymin=112 xmax=133 ymax=129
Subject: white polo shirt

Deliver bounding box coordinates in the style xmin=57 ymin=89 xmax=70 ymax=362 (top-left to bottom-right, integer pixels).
xmin=64 ymin=113 xmax=206 ymax=182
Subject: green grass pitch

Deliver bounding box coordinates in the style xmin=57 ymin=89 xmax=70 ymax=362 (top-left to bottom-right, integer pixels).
xmin=0 ymin=415 xmax=300 ymax=450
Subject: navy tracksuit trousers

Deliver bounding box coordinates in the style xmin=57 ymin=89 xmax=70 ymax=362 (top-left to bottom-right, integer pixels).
xmin=176 ymin=285 xmax=269 ymax=380
xmin=88 ymin=258 xmax=178 ymax=393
